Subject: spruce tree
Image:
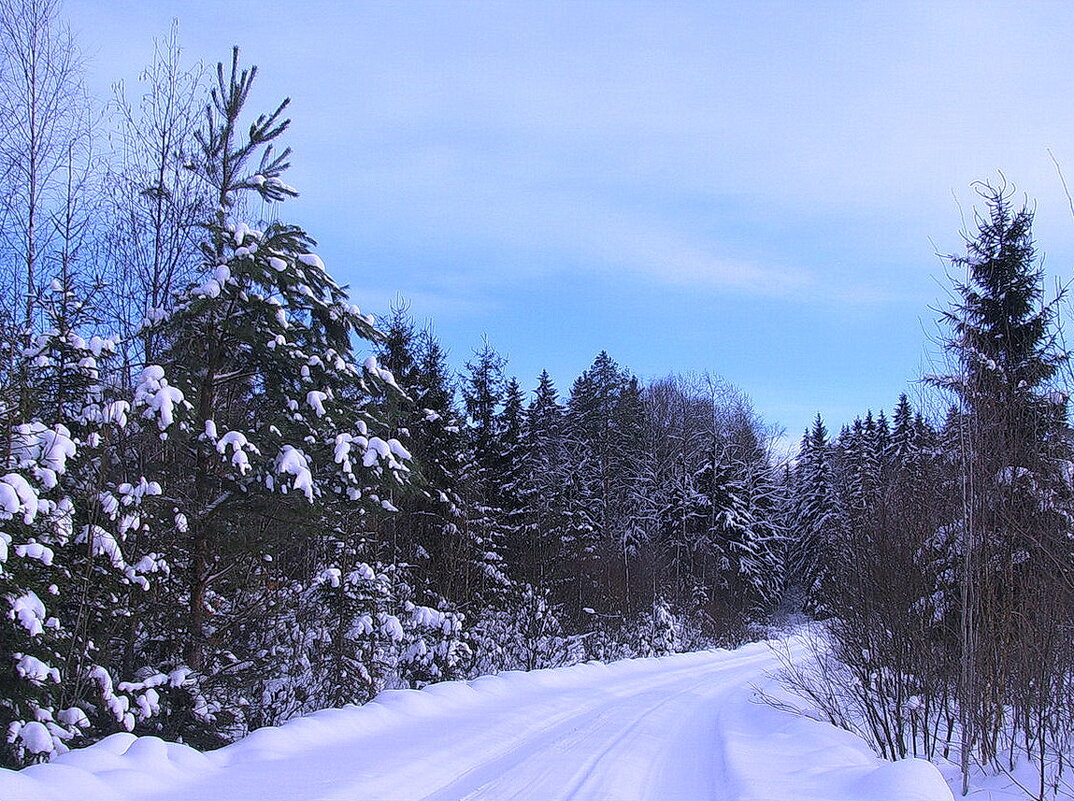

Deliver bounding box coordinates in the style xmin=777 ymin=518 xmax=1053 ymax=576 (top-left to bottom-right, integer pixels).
xmin=608 ymin=376 xmax=651 ymax=612
xmin=890 ymin=393 xmax=915 ymax=466
xmin=564 ymin=352 xmax=634 ymax=616
xmin=144 ymin=49 xmax=411 ymax=732
xmin=497 ymin=377 xmax=528 ymax=580
xmin=459 ymin=338 xmax=509 ymax=602
xmin=516 ymin=370 xmax=568 ymax=591
xmin=408 ymin=327 xmax=474 ymax=602
xmin=933 ymin=183 xmax=1072 ymax=786
xmin=788 ymin=414 xmax=839 ymax=615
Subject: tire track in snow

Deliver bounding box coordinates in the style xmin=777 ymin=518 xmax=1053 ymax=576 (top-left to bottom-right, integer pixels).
xmin=414 ymin=646 xmax=774 ymax=801
xmin=162 ymin=646 xmax=774 ymax=801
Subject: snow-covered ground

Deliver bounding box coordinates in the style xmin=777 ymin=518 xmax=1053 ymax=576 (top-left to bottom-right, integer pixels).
xmin=933 ymin=758 xmax=1074 ymax=801
xmin=0 ymin=637 xmax=954 ymax=801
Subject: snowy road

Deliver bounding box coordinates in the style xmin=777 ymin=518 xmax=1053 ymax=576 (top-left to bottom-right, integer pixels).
xmin=1 ymin=639 xmax=954 ymax=801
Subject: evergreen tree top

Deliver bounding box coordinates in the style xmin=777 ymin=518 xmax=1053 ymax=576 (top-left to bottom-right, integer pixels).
xmin=939 ymin=182 xmax=1066 ymax=400
xmin=809 ymin=413 xmax=828 ymax=447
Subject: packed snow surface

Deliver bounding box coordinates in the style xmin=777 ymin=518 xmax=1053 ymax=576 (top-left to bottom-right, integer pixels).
xmin=0 ymin=637 xmax=953 ymax=801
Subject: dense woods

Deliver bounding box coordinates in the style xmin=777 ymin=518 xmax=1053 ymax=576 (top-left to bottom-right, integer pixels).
xmin=1 ymin=5 xmax=1073 ymax=799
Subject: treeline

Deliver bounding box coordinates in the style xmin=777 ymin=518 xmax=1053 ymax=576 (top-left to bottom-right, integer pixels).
xmin=377 ymin=328 xmax=786 ymax=661
xmin=785 ymin=187 xmax=1074 ymax=799
xmin=0 ymin=4 xmax=790 ymax=767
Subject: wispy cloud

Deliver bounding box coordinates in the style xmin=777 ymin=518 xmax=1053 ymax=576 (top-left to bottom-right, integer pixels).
xmin=72 ymin=0 xmax=1074 ymax=305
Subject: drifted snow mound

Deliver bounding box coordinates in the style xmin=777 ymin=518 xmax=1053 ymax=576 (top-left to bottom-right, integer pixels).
xmin=0 ymin=732 xmax=213 ymax=801
xmin=0 ymin=639 xmax=954 ymax=801
xmin=855 ymin=758 xmax=957 ymax=800
xmin=715 ymin=669 xmax=953 ymax=801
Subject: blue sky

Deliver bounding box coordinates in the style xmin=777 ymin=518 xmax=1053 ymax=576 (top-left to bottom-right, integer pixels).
xmin=67 ymin=1 xmax=1074 ymax=443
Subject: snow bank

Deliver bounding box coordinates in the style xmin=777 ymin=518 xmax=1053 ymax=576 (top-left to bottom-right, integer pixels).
xmin=6 ymin=733 xmax=215 ymax=801
xmin=716 ymin=682 xmax=953 ymax=801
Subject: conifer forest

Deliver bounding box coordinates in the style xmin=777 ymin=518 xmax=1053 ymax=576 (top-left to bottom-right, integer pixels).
xmin=1 ymin=3 xmax=1073 ymax=799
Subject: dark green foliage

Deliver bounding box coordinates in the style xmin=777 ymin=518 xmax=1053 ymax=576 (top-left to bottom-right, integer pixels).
xmin=788 ymin=414 xmax=838 ymax=614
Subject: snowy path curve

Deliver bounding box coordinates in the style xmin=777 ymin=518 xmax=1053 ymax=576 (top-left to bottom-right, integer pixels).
xmin=0 ymin=639 xmax=954 ymax=801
